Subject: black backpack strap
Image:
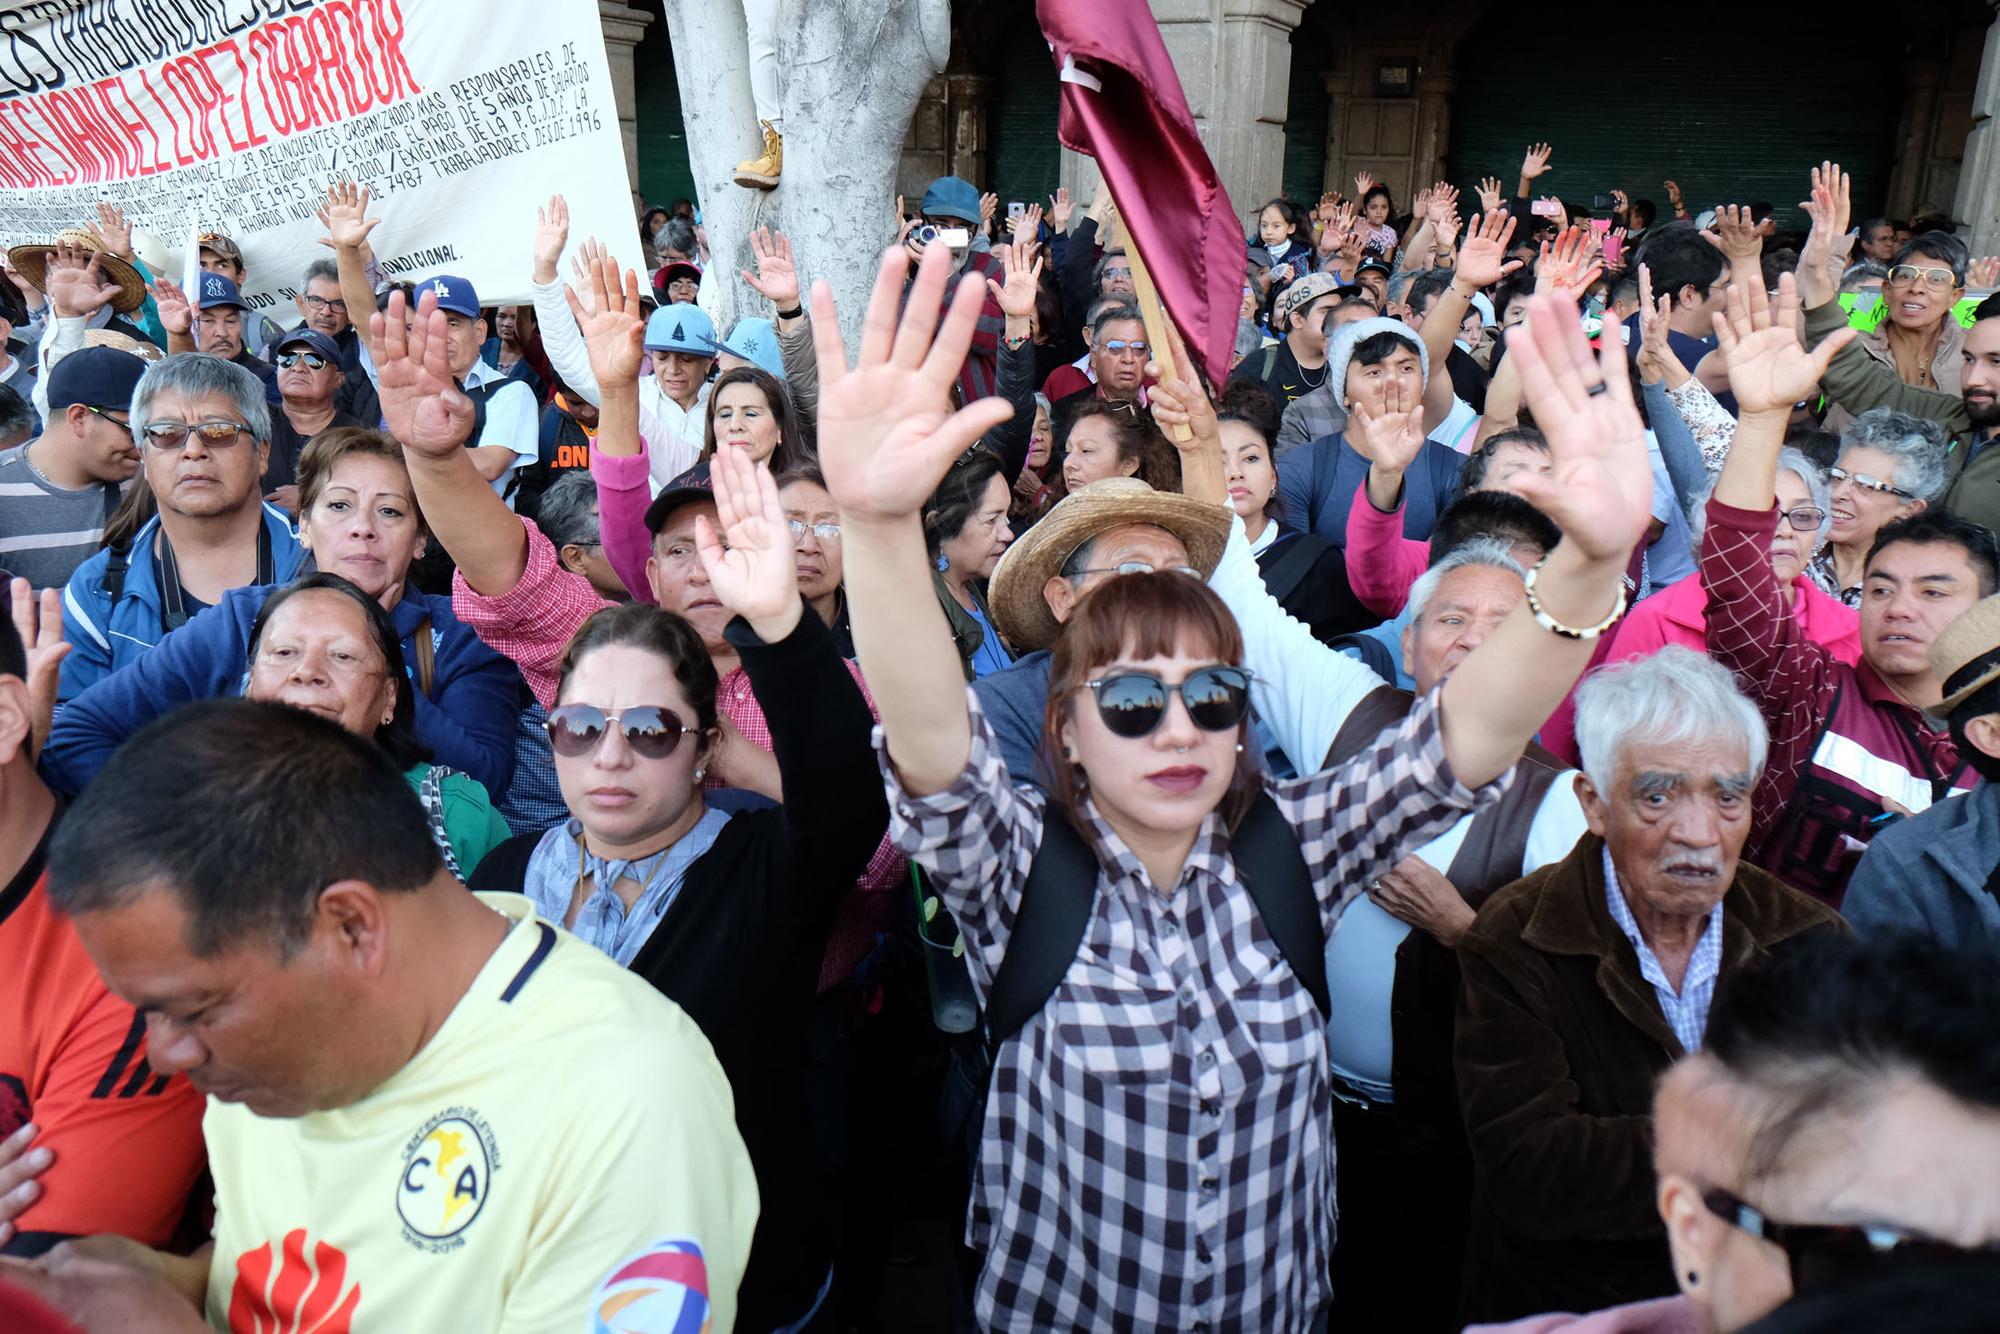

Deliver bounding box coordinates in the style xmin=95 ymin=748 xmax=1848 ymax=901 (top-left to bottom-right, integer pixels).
xmin=1233 ymin=792 xmax=1329 ymax=1020
xmin=100 ymin=539 xmax=131 ymax=603
xmin=983 ymin=803 xmax=1099 ymax=1059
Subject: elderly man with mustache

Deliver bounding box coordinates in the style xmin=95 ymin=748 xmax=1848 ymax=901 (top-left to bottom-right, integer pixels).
xmin=1449 ymin=647 xmax=1845 ymax=1327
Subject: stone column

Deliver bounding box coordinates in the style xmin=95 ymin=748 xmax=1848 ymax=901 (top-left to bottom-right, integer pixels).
xmin=1212 ymin=0 xmax=1310 ymax=229
xmin=598 ymin=0 xmax=655 ymax=213
xmin=1954 ymin=10 xmax=2000 ymax=250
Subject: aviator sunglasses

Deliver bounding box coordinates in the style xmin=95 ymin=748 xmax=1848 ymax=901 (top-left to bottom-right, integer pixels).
xmin=1079 ymin=666 xmax=1252 ymax=739
xmin=544 ymin=704 xmax=698 ymax=759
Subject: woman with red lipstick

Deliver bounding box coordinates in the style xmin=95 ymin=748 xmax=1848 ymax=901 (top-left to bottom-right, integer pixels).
xmin=40 ymin=428 xmax=521 ymax=800
xmin=819 ymin=242 xmax=1654 ymax=1330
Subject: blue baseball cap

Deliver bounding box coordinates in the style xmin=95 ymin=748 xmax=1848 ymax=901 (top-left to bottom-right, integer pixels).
xmin=919 ymin=176 xmax=980 ymax=224
xmin=196 ymin=271 xmax=248 ymax=311
xmin=412 ymin=274 xmax=480 ymax=319
xmin=275 ymin=327 xmax=342 ymax=362
xmin=705 ymin=317 xmax=783 ymax=379
xmin=644 ymin=304 xmax=717 ymax=354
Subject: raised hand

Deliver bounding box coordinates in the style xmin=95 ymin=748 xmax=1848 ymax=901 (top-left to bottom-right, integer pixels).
xmin=1520 ymin=143 xmax=1554 ymax=180
xmin=1711 ymin=272 xmax=1855 ymax=417
xmin=149 ymin=277 xmax=191 ymax=336
xmin=1477 ymin=176 xmax=1505 ymax=214
xmin=1664 ymin=179 xmax=1685 ymax=213
xmin=44 ymin=241 xmax=122 ymax=318
xmin=1534 ymin=225 xmax=1603 ymax=299
xmin=88 ymin=202 xmax=134 ymax=261
xmin=741 ymin=226 xmax=801 ymax=310
xmin=985 ymin=238 xmax=1043 ymax=319
xmin=1048 ymin=187 xmax=1073 ymax=232
xmin=1434 ymin=206 xmax=1462 ymax=252
xmin=1455 ymin=211 xmax=1525 ymax=289
xmin=372 ymin=290 xmax=476 ymax=460
xmin=1971 ymin=256 xmax=2000 ymax=289
xmin=1348 ymin=381 xmax=1428 ymax=477
xmin=531 ymin=195 xmax=569 ymax=283
xmin=1708 ymin=203 xmax=1763 ymax=261
xmin=564 ymin=252 xmax=645 ymax=388
xmin=979 ymin=191 xmax=999 ymax=236
xmin=1634 ymin=264 xmax=1678 ymax=386
xmin=10 ymin=579 xmax=67 ymax=761
xmin=1537 ymin=196 xmax=1570 ymax=231
xmin=316 ymin=180 xmax=379 ymax=252
xmin=1502 ymin=292 xmax=1654 ymax=564
xmin=1010 ymin=202 xmax=1043 ymax=247
xmin=697 ymin=444 xmax=802 ymax=639
xmin=1144 ymin=320 xmax=1219 ymax=450
xmin=1797 ymin=167 xmax=1845 ymax=308
xmin=811 ymin=245 xmax=1015 ymax=523
xmin=1427 ymin=183 xmax=1460 ymax=225
xmin=1354 ymin=170 xmax=1378 ymax=197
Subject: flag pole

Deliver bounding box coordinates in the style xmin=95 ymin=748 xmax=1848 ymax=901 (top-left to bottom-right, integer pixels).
xmin=1100 ymin=197 xmax=1193 ymax=444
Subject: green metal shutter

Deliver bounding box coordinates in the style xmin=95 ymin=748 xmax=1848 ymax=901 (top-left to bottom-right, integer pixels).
xmin=635 ymin=17 xmax=697 ymax=210
xmin=988 ymin=22 xmax=1063 ymax=208
xmin=1282 ymin=28 xmax=1333 ymax=208
xmin=1446 ymin=10 xmax=1898 ymax=231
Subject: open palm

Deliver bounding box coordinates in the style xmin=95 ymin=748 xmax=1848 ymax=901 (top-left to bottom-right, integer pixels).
xmin=697 ymin=445 xmax=797 ymax=627
xmin=1456 ymin=212 xmax=1523 ymax=289
xmin=1712 ymin=273 xmax=1851 ymax=416
xmin=372 ymin=291 xmax=475 ymax=460
xmin=1347 ymin=390 xmax=1427 ymax=474
xmin=813 ymin=246 xmax=1014 ymax=521
xmin=1504 ymin=293 xmax=1654 ymax=563
xmin=565 ymin=253 xmax=645 ymax=386
xmin=316 ymin=181 xmax=378 ymax=250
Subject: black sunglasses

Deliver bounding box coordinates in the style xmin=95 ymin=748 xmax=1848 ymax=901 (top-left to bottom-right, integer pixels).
xmin=1702 ymin=1189 xmax=2000 ymax=1296
xmin=544 ymin=704 xmax=697 ymax=760
xmin=275 ymin=349 xmax=330 ymax=370
xmin=1079 ymin=666 xmax=1252 ymax=739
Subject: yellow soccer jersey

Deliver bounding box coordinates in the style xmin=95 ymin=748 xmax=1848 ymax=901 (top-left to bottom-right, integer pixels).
xmin=202 ymin=894 xmax=758 ymax=1333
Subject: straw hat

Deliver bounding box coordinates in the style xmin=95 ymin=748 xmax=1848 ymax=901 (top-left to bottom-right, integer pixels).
xmin=82 ymin=329 xmax=164 ymax=362
xmin=988 ymin=478 xmax=1231 ymax=653
xmin=7 ymin=229 xmax=147 ymax=313
xmin=1931 ymin=592 xmax=2000 ymax=715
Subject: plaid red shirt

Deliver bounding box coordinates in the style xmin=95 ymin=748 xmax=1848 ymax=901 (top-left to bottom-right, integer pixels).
xmin=456 ymin=517 xmax=904 ymax=985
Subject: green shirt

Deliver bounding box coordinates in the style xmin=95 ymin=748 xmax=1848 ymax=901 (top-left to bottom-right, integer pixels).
xmin=404 ymin=763 xmax=513 ymax=880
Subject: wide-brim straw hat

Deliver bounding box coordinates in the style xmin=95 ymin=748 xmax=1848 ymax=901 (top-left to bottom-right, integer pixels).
xmin=1932 ymin=592 xmax=2000 ymax=715
xmin=8 ymin=229 xmax=147 ymax=313
xmin=989 ymin=477 xmax=1231 ymax=653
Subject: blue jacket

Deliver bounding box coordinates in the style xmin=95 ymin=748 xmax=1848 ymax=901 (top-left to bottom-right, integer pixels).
xmin=43 ymin=585 xmax=521 ymax=798
xmin=1843 ymin=783 xmax=1999 ymax=951
xmin=1276 ymin=430 xmax=1463 ymax=547
xmin=58 ymin=506 xmax=303 ymax=702
xmin=969 ymin=649 xmax=1053 ymax=789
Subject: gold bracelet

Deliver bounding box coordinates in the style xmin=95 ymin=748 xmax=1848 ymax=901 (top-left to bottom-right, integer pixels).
xmin=1522 ymin=557 xmax=1627 ymax=641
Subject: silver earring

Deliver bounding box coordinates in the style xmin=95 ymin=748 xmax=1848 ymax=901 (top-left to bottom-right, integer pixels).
xmin=693 ymin=768 xmax=705 ymax=782
xmin=1234 ymin=742 xmax=1244 ymax=754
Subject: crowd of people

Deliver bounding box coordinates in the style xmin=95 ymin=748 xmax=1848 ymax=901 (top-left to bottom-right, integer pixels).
xmin=0 ymin=124 xmax=1997 ymax=1334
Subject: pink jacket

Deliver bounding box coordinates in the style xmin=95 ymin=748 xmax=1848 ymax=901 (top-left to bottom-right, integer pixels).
xmin=1342 ymin=481 xmax=1429 ymax=617
xmin=1538 ymin=569 xmax=1863 ymax=765
xmin=1467 ymin=1295 xmax=1699 ymax=1334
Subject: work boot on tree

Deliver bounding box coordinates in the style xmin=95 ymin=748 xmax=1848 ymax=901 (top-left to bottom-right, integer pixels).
xmin=734 ymin=121 xmax=783 ymax=190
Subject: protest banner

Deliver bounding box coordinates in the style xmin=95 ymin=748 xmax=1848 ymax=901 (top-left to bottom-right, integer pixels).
xmin=0 ymin=0 xmax=640 ymax=315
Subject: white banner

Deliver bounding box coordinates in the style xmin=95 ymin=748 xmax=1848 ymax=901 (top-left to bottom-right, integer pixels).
xmin=0 ymin=0 xmax=640 ymax=316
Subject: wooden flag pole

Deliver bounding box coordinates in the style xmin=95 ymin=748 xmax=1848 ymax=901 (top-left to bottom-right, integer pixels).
xmin=1106 ymin=203 xmax=1193 ymax=444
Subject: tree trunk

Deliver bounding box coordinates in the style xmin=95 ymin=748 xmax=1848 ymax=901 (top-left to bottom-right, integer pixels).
xmin=660 ymin=0 xmax=949 ymax=354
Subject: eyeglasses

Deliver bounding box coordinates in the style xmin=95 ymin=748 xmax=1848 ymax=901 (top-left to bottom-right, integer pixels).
xmin=275 ymin=350 xmax=330 ymax=370
xmin=544 ymin=704 xmax=698 ymax=760
xmin=1103 ymin=267 xmax=1133 ymax=280
xmin=1701 ymin=1189 xmax=2000 ymax=1297
xmin=1885 ymin=264 xmax=1958 ymax=291
xmin=1780 ymin=505 xmax=1828 ymax=531
xmin=1078 ymin=666 xmax=1252 ymax=739
xmin=141 ymin=420 xmax=251 ymax=450
xmin=787 ymin=519 xmax=841 ymax=543
xmin=301 ymin=294 xmax=348 ymax=313
xmin=1065 ymin=560 xmax=1200 ymax=582
xmin=84 ymin=405 xmax=132 ymax=436
xmin=1828 ymin=466 xmax=1916 ymax=500
xmin=1100 ymin=339 xmax=1149 ymax=357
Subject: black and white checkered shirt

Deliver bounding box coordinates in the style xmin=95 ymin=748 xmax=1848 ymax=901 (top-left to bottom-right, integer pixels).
xmin=882 ymin=685 xmax=1505 ymax=1331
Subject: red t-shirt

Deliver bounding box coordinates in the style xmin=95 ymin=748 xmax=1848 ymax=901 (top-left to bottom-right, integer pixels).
xmin=0 ymin=818 xmax=205 ymax=1251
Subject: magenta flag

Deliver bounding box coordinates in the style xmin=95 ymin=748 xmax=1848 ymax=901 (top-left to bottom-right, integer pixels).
xmin=1039 ymin=0 xmax=1242 ymax=386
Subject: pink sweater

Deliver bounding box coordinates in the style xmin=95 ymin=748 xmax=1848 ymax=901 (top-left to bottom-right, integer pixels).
xmin=1467 ymin=1295 xmax=1699 ymax=1334
xmin=1341 ymin=481 xmax=1429 ymax=617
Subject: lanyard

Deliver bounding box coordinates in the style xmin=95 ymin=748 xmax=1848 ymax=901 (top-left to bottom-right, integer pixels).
xmin=569 ymin=833 xmax=693 ymax=944
xmin=157 ymin=523 xmax=274 ymax=632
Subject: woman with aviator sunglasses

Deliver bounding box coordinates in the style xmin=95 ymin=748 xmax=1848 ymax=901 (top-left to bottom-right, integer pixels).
xmin=464 ymin=443 xmax=888 ymax=1334
xmin=1472 ymin=934 xmax=2000 ymax=1334
xmin=819 ymin=239 xmax=1655 ymax=1329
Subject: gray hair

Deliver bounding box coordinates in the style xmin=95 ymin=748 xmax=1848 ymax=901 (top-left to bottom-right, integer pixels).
xmin=130 ymin=353 xmax=272 ymax=445
xmin=302 ymin=258 xmax=340 ymax=287
xmin=535 ymin=471 xmax=601 ymax=550
xmin=1839 ymin=260 xmax=1888 ymax=293
xmin=1406 ymin=538 xmax=1525 ymax=626
xmin=1687 ymin=447 xmax=1830 ymax=550
xmin=1032 ymin=391 xmax=1052 ymax=421
xmin=1839 ymin=407 xmax=1950 ymax=503
xmin=1092 ymin=248 xmax=1129 ymax=291
xmin=658 ymin=217 xmax=697 ymax=258
xmin=1574 ymin=645 xmax=1769 ymax=795
xmin=1090 ymin=299 xmax=1142 ymax=333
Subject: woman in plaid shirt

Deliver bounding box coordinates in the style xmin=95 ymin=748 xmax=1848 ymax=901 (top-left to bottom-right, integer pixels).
xmin=813 ymin=239 xmax=1654 ymax=1330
